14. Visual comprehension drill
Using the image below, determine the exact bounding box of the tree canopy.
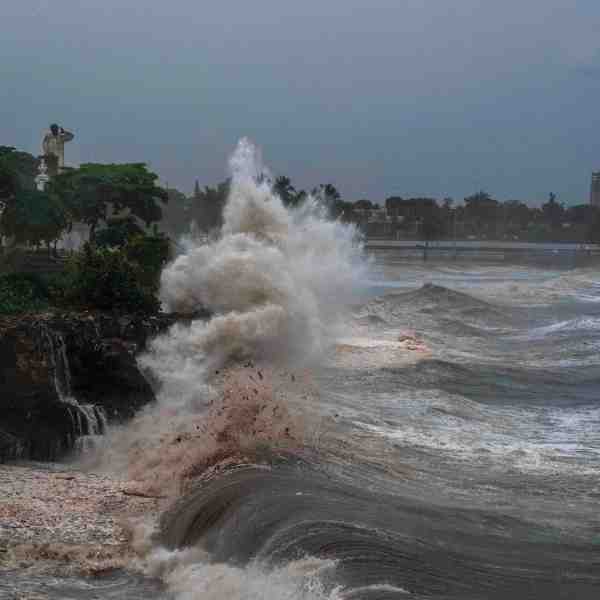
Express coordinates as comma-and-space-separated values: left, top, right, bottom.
0, 188, 67, 247
188, 179, 230, 232
0, 147, 66, 247
0, 146, 38, 205
49, 163, 167, 238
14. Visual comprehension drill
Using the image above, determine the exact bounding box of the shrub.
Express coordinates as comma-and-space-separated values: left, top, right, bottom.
62, 243, 159, 313
0, 272, 49, 314
123, 232, 171, 290
95, 216, 144, 249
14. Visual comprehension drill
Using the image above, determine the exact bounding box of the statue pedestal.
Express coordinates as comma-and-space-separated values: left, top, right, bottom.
36, 158, 50, 191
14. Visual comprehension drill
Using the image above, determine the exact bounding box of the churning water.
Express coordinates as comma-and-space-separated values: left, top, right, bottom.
6, 140, 600, 599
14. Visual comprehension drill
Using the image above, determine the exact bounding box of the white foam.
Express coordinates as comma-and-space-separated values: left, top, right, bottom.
142, 545, 341, 600
141, 138, 366, 411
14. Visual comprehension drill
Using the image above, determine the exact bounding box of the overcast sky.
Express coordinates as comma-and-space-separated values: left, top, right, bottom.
2, 1, 600, 204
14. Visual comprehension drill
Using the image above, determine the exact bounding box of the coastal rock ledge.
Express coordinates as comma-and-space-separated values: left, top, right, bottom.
0, 310, 204, 462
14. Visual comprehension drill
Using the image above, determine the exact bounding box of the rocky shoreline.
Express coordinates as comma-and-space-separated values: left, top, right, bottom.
0, 462, 160, 574
0, 363, 307, 596
0, 309, 208, 462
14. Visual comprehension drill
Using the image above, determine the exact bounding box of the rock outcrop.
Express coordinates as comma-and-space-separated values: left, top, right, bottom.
0, 310, 207, 462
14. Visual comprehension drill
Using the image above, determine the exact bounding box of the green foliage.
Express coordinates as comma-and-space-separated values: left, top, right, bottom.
49, 162, 167, 238
353, 199, 377, 210
95, 216, 170, 292
463, 191, 500, 223
273, 176, 294, 206
160, 188, 190, 236
0, 273, 49, 314
62, 243, 160, 313
541, 192, 565, 229
0, 189, 67, 246
273, 176, 309, 209
123, 231, 171, 290
188, 179, 230, 232
95, 216, 144, 249
0, 146, 38, 206
314, 183, 341, 202
0, 147, 69, 246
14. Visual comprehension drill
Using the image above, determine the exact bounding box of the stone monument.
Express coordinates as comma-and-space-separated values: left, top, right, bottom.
35, 158, 50, 191
40, 123, 74, 178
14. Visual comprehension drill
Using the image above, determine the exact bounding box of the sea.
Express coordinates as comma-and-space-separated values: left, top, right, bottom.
3, 141, 600, 599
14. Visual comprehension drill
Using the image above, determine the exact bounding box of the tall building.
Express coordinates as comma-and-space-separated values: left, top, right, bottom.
591, 172, 600, 207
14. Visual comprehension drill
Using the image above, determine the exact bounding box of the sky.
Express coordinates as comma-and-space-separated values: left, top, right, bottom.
2, 1, 600, 205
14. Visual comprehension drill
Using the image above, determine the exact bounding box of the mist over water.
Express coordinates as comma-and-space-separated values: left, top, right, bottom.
144, 138, 366, 410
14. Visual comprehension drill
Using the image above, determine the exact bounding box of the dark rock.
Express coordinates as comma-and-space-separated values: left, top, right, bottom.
0, 309, 209, 462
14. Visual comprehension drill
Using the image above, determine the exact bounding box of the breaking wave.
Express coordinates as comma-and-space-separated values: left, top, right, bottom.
144, 138, 366, 410
97, 139, 373, 598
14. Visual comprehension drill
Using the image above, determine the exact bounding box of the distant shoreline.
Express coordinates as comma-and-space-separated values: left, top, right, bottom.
365, 239, 600, 250
366, 238, 599, 246
363, 240, 600, 264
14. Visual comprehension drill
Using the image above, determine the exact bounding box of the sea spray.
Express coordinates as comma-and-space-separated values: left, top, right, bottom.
142, 137, 366, 410
94, 139, 367, 598
95, 138, 365, 483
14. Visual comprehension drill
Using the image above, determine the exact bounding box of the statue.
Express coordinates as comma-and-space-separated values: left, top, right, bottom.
41, 123, 74, 177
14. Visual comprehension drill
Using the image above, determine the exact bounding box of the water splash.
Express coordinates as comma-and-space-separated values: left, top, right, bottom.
141, 138, 366, 411
102, 139, 368, 598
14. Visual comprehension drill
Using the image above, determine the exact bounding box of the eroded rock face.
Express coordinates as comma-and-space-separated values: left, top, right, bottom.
0, 311, 206, 462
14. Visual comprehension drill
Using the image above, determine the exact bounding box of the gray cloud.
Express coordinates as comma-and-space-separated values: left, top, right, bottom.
2, 0, 600, 204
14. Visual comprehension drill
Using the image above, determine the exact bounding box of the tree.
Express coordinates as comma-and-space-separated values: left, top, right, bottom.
273, 176, 296, 207
541, 192, 564, 230
158, 187, 190, 237
353, 199, 377, 210
464, 191, 500, 236
503, 200, 532, 233
124, 231, 171, 290
188, 179, 230, 232
312, 183, 347, 218
0, 146, 38, 204
49, 163, 167, 240
0, 189, 67, 249
95, 216, 144, 249
314, 183, 341, 203
0, 146, 71, 251
63, 243, 160, 313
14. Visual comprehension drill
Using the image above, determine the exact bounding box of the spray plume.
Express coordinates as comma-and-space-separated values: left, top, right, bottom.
140, 138, 366, 411
94, 139, 366, 487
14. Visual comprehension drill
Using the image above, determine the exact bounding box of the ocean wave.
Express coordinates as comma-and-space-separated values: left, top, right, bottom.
357, 284, 511, 335
376, 359, 600, 407
514, 316, 600, 340
153, 458, 600, 599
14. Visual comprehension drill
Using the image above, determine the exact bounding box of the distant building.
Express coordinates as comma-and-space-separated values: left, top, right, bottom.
591, 172, 600, 207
